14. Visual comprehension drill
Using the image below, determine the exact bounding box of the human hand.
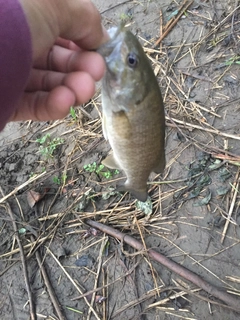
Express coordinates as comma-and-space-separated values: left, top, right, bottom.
11, 0, 109, 122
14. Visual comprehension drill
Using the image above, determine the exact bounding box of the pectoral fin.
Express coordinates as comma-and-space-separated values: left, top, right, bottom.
102, 153, 121, 170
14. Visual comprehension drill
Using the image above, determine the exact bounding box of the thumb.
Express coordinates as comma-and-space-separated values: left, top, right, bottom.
20, 0, 109, 61
60, 0, 110, 50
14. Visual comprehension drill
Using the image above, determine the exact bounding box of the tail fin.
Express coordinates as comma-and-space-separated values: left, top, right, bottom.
117, 183, 148, 202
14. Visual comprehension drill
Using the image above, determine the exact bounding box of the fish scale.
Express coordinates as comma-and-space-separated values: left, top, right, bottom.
98, 26, 166, 202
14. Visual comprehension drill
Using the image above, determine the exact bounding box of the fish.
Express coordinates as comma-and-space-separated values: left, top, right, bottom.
98, 26, 165, 202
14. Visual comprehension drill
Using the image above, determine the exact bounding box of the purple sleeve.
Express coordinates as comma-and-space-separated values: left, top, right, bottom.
0, 0, 32, 131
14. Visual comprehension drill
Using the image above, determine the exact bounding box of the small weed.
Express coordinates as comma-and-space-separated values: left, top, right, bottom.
53, 174, 67, 185
84, 162, 98, 173
225, 55, 240, 66
84, 162, 119, 179
53, 176, 60, 184
70, 106, 77, 121
119, 11, 133, 22
36, 134, 64, 158
120, 13, 129, 21
29, 172, 35, 178
36, 134, 51, 145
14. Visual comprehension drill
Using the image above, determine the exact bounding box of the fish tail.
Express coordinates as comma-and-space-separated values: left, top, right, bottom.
117, 183, 148, 202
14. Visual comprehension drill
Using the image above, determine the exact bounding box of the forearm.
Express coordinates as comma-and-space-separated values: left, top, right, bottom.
0, 0, 32, 130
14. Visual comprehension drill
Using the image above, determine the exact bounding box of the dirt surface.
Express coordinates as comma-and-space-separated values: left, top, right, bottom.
1, 1, 240, 319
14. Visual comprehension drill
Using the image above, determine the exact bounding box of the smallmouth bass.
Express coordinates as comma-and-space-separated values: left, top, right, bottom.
98, 26, 165, 202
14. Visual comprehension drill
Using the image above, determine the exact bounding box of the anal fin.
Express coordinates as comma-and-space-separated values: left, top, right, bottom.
153, 154, 166, 174
102, 153, 121, 170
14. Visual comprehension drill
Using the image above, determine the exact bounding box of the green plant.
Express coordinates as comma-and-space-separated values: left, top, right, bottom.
29, 172, 35, 178
53, 176, 60, 184
70, 106, 77, 121
36, 134, 64, 158
225, 55, 240, 66
53, 174, 67, 185
120, 13, 129, 21
119, 11, 133, 21
83, 162, 119, 179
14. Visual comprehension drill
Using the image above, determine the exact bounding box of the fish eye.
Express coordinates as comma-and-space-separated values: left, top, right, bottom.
127, 53, 139, 68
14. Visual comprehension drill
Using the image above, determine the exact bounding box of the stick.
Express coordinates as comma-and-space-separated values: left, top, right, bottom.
86, 219, 240, 312
87, 237, 108, 320
0, 171, 46, 204
100, 0, 133, 14
153, 0, 194, 47
32, 236, 66, 320
0, 186, 36, 320
46, 248, 101, 320
72, 260, 141, 301
159, 9, 163, 52
166, 116, 240, 141
221, 170, 240, 243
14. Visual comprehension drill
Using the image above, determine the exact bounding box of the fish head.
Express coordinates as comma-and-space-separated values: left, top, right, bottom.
98, 26, 152, 111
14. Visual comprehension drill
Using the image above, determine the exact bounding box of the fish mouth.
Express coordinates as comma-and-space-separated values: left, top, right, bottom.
97, 24, 125, 57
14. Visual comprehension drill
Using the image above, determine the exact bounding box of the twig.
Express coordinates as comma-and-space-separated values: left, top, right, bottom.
111, 286, 177, 318
0, 186, 36, 320
72, 260, 141, 301
86, 219, 240, 312
166, 116, 240, 141
0, 171, 46, 204
100, 0, 133, 14
87, 237, 108, 320
172, 5, 240, 65
148, 287, 200, 308
211, 153, 240, 162
153, 0, 194, 47
135, 218, 159, 297
46, 247, 101, 320
159, 9, 163, 52
165, 111, 190, 142
181, 71, 213, 83
0, 235, 52, 259
102, 267, 107, 320
221, 170, 240, 243
32, 236, 66, 320
212, 157, 240, 167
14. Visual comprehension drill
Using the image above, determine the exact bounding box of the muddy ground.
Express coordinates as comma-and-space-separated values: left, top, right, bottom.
1, 0, 240, 319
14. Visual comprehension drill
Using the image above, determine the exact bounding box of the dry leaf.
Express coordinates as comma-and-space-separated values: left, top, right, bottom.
27, 190, 42, 208
27, 189, 48, 208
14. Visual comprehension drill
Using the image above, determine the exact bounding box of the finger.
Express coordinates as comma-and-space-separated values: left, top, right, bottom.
63, 72, 95, 103
55, 38, 80, 51
12, 73, 96, 121
48, 46, 105, 78
20, 0, 110, 65
26, 69, 65, 92
60, 0, 110, 50
27, 48, 105, 91
12, 87, 76, 121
